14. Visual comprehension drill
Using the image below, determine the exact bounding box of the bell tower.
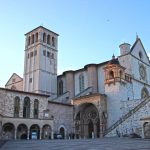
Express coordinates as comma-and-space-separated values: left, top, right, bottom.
104, 55, 126, 85
23, 26, 59, 97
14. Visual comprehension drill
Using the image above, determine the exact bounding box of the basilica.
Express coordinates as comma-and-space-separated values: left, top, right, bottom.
1, 26, 150, 140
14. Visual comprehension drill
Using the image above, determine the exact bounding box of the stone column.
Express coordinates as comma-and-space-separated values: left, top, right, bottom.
51, 130, 54, 139
27, 129, 30, 140
94, 124, 97, 138
99, 114, 103, 138
141, 123, 145, 139
14, 128, 17, 140
40, 127, 42, 140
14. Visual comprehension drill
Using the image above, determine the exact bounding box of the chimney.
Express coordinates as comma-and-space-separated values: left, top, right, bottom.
119, 43, 131, 55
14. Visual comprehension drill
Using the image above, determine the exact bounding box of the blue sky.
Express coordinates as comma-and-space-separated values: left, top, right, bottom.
0, 0, 150, 87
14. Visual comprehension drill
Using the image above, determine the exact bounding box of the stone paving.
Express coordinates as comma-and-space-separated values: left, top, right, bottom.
1, 138, 150, 150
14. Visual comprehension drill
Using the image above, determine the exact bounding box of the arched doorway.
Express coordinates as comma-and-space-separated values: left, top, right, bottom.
59, 127, 65, 139
75, 103, 101, 139
30, 124, 40, 139
88, 120, 94, 138
144, 122, 150, 138
17, 124, 28, 139
2, 123, 15, 139
42, 125, 52, 139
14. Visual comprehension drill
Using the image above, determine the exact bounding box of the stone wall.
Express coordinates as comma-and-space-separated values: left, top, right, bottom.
47, 101, 73, 138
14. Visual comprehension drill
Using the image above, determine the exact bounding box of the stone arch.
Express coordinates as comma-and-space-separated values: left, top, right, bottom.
30, 124, 40, 139
58, 80, 63, 95
31, 34, 34, 44
14, 96, 20, 117
28, 36, 30, 45
141, 87, 149, 99
109, 70, 114, 79
58, 125, 66, 139
23, 97, 30, 118
33, 99, 39, 119
143, 122, 150, 138
35, 32, 38, 42
43, 32, 46, 43
2, 123, 15, 139
52, 36, 55, 46
47, 34, 50, 45
17, 124, 28, 139
42, 124, 52, 139
74, 103, 100, 139
79, 73, 85, 92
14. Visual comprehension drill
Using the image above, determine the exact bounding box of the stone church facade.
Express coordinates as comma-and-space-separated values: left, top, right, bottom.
1, 26, 150, 140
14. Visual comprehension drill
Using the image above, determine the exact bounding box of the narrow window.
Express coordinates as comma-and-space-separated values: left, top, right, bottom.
58, 80, 63, 95
79, 73, 85, 92
43, 33, 46, 43
34, 50, 37, 56
52, 37, 55, 46
141, 87, 149, 98
34, 99, 39, 119
29, 78, 32, 83
109, 70, 114, 79
51, 53, 54, 59
28, 36, 30, 45
47, 35, 50, 45
31, 34, 34, 44
30, 52, 33, 57
23, 97, 30, 118
47, 51, 50, 58
14, 96, 20, 117
139, 51, 143, 59
35, 32, 38, 42
43, 50, 46, 56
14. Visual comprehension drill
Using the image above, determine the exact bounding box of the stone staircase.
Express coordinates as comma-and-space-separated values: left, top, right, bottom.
104, 96, 150, 136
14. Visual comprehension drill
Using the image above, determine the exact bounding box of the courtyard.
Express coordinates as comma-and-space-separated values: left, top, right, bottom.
1, 138, 150, 150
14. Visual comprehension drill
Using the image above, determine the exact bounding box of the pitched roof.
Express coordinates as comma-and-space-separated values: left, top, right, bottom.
25, 26, 59, 36
5, 73, 23, 86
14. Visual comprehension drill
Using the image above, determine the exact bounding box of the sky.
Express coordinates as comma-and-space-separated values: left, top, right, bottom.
0, 0, 150, 87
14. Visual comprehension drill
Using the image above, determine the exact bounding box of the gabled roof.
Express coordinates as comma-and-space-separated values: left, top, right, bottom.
118, 37, 150, 63
5, 73, 23, 86
130, 37, 150, 62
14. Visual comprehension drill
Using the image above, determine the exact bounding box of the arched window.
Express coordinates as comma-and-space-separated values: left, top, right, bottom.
23, 97, 30, 118
35, 32, 38, 42
47, 35, 50, 45
59, 127, 65, 139
109, 70, 114, 79
52, 37, 55, 46
34, 99, 39, 119
14, 96, 20, 117
141, 87, 149, 98
79, 73, 85, 92
139, 51, 143, 59
43, 33, 46, 43
31, 34, 34, 44
58, 80, 63, 95
28, 36, 30, 45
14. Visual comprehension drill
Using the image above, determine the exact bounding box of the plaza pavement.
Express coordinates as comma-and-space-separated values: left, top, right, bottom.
1, 137, 150, 150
